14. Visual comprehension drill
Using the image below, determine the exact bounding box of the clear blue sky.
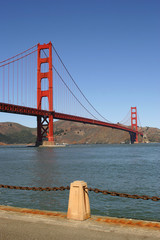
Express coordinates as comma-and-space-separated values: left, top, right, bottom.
0, 0, 159, 128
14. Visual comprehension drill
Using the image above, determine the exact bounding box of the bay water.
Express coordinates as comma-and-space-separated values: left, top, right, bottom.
0, 143, 160, 221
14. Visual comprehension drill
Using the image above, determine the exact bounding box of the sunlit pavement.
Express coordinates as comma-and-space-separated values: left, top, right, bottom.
0, 206, 160, 240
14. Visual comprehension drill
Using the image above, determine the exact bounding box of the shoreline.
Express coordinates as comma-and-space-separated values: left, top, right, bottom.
1, 142, 160, 147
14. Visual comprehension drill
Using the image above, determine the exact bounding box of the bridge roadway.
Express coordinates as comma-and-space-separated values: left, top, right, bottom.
0, 102, 143, 137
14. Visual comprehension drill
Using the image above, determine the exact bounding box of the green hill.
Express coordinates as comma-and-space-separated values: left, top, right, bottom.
0, 122, 36, 144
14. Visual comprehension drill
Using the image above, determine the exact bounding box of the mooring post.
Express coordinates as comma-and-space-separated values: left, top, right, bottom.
67, 181, 90, 221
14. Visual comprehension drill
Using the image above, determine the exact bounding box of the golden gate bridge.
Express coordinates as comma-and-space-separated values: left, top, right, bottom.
0, 42, 143, 145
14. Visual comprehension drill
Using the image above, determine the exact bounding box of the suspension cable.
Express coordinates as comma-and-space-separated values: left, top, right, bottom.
0, 50, 37, 68
119, 109, 131, 124
138, 113, 142, 128
52, 44, 111, 123
42, 50, 98, 120
53, 65, 98, 120
0, 44, 37, 64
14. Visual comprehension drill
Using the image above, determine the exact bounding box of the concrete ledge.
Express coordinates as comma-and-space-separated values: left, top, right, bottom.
0, 206, 160, 240
0, 205, 66, 218
0, 205, 160, 233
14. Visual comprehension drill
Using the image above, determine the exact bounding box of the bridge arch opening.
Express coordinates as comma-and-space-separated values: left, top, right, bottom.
41, 78, 49, 91
40, 62, 49, 73
41, 97, 49, 111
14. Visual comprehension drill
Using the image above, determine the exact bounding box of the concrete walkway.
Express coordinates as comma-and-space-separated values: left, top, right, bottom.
0, 206, 160, 240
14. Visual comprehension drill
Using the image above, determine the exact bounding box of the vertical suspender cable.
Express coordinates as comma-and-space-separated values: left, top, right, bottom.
17, 61, 18, 105
31, 53, 33, 108
21, 58, 23, 105
13, 61, 14, 103
29, 53, 31, 107
34, 51, 36, 108
26, 56, 27, 106
8, 65, 9, 103
3, 66, 5, 102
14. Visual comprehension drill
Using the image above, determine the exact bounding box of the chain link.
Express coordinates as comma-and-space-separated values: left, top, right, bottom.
0, 185, 70, 191
1, 184, 160, 202
86, 187, 160, 201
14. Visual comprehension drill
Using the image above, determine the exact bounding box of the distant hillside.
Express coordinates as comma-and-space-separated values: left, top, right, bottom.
0, 121, 160, 145
0, 122, 36, 144
54, 121, 130, 144
54, 121, 160, 144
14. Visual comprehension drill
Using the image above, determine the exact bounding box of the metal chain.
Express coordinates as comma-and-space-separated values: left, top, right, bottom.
1, 184, 160, 202
86, 187, 160, 201
0, 185, 70, 191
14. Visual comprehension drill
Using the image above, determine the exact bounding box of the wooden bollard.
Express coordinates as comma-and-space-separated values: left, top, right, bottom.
67, 181, 90, 221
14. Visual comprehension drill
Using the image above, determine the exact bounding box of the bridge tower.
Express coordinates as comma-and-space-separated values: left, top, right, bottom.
130, 107, 138, 143
36, 42, 54, 146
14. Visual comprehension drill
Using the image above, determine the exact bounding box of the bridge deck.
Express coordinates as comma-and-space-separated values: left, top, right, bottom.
0, 103, 143, 136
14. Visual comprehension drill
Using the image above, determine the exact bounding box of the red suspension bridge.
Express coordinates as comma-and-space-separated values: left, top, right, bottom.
0, 42, 143, 145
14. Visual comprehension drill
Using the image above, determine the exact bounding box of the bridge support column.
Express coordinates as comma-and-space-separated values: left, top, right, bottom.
129, 132, 137, 144
36, 42, 54, 146
36, 116, 42, 145
130, 107, 138, 144
36, 115, 54, 146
